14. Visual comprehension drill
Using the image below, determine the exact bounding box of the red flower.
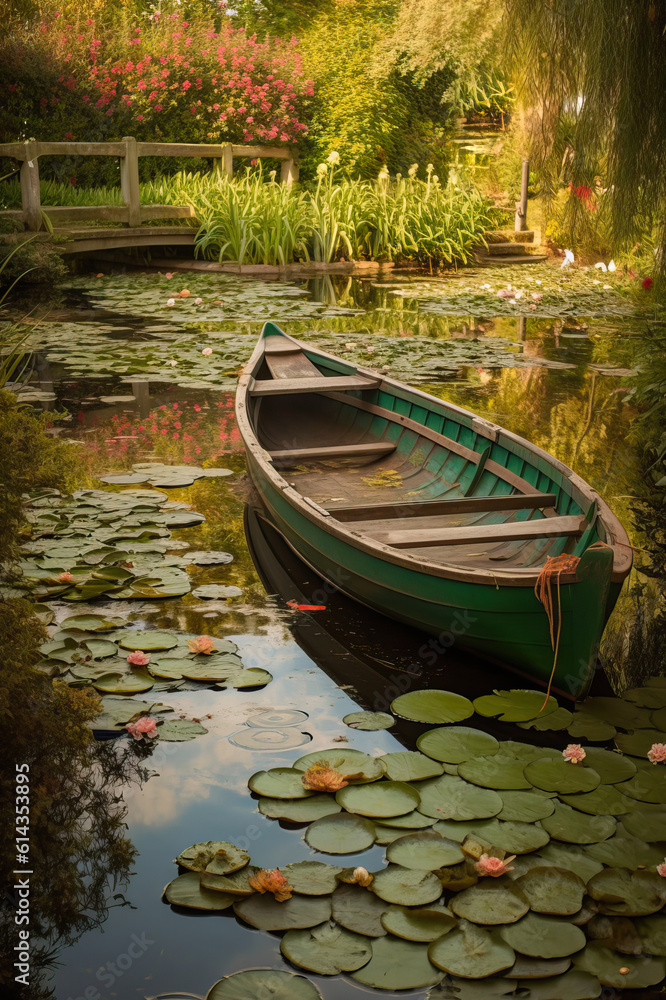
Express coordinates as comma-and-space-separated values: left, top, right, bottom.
643, 277, 654, 290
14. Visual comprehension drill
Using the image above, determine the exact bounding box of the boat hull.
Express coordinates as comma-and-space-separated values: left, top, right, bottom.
246, 450, 615, 700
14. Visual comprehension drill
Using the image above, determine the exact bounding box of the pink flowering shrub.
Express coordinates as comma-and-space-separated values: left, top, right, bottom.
0, 5, 311, 157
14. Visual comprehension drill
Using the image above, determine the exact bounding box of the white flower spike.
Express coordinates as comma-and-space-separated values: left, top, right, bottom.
608, 259, 616, 272
560, 249, 575, 268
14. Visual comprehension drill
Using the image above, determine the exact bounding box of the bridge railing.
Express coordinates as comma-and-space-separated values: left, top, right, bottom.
0, 137, 299, 232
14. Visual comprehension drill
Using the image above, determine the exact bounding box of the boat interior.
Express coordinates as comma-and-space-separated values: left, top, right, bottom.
248, 334, 603, 575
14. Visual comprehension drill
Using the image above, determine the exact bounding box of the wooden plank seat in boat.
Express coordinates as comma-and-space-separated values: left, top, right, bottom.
327, 492, 558, 522
250, 374, 381, 396
270, 442, 396, 463
369, 514, 585, 549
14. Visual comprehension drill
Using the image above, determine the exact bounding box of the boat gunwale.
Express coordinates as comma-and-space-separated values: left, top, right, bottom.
236, 326, 632, 588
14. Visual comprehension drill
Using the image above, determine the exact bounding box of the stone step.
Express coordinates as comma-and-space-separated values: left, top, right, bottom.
479, 253, 549, 265
485, 230, 535, 244
487, 242, 528, 256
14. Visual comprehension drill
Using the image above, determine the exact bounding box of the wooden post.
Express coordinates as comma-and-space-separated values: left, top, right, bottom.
281, 155, 299, 187
515, 158, 529, 232
20, 141, 42, 231
221, 144, 233, 179
120, 136, 141, 227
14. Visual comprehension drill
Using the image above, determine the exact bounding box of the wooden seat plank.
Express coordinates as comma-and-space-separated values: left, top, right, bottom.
251, 375, 380, 396
329, 492, 558, 522
370, 514, 585, 549
271, 442, 396, 462
265, 347, 323, 380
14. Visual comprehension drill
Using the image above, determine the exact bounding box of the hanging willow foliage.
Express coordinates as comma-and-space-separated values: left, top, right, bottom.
506, 0, 666, 263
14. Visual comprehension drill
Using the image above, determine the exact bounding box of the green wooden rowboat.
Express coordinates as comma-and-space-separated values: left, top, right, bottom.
236, 322, 632, 700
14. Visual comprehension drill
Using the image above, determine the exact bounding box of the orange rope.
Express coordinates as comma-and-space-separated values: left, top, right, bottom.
534, 542, 613, 708
534, 554, 581, 710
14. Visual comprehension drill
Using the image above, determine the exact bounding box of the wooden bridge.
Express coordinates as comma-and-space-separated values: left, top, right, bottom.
0, 137, 298, 253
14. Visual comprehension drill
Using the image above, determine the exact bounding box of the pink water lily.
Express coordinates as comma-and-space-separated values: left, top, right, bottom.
166, 298, 176, 307
58, 571, 75, 583
194, 297, 203, 305
475, 854, 516, 877
165, 272, 173, 279
657, 859, 666, 877
563, 744, 586, 763
126, 716, 158, 740
126, 650, 151, 666
187, 635, 215, 655
201, 347, 213, 356
648, 743, 666, 764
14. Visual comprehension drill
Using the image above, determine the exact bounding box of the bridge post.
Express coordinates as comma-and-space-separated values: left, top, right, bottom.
120, 136, 141, 227
222, 144, 233, 178
20, 141, 42, 231
281, 153, 299, 187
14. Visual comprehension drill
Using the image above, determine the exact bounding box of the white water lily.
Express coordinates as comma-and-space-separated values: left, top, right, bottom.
608, 259, 616, 272
594, 262, 607, 271
166, 298, 176, 307
560, 249, 575, 268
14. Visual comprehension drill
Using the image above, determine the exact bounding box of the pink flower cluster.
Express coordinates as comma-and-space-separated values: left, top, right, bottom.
562, 744, 586, 764
29, 12, 312, 145
126, 716, 158, 740
475, 854, 516, 877
648, 742, 666, 764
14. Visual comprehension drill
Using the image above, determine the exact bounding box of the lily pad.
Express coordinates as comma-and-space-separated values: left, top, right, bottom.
280, 922, 372, 975
587, 868, 666, 916
431, 818, 498, 845
541, 803, 616, 844
575, 696, 653, 731
200, 866, 262, 895
343, 711, 395, 730
516, 867, 586, 915
387, 832, 464, 870
380, 810, 438, 829
226, 668, 273, 688
428, 920, 516, 978
336, 781, 420, 819
417, 775, 503, 821
536, 843, 604, 883
257, 796, 342, 823
61, 613, 123, 631
417, 727, 499, 764
379, 751, 444, 781
371, 865, 443, 906
158, 719, 208, 742
184, 550, 234, 565
351, 936, 442, 990
573, 943, 665, 988
473, 690, 558, 723
207, 969, 322, 1000
428, 975, 518, 998
233, 893, 331, 931
458, 755, 532, 790
117, 630, 179, 651
499, 913, 587, 958
279, 861, 343, 895
506, 955, 571, 980
621, 767, 666, 804
620, 806, 666, 842
567, 712, 617, 742
524, 758, 601, 794
497, 790, 555, 823
391, 689, 474, 724
177, 841, 249, 874
477, 819, 550, 854
517, 707, 575, 732
92, 670, 155, 694
248, 768, 314, 800
559, 785, 633, 815
331, 882, 388, 936
305, 812, 376, 854
293, 748, 385, 783
635, 914, 666, 956
513, 970, 602, 999
381, 903, 456, 943
450, 880, 529, 925
163, 872, 234, 911
581, 747, 637, 784
615, 729, 666, 759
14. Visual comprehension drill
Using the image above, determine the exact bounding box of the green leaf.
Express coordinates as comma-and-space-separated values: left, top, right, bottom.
117, 630, 179, 651
248, 768, 314, 799
417, 726, 499, 764
257, 796, 342, 823
586, 834, 666, 870
450, 879, 529, 925
587, 868, 666, 916
305, 812, 376, 854
331, 882, 388, 937
370, 865, 443, 906
497, 790, 555, 823
177, 841, 249, 874
473, 690, 558, 723
581, 747, 637, 784
573, 943, 665, 988
428, 920, 516, 978
514, 970, 603, 999
391, 689, 474, 724
379, 751, 444, 781
336, 781, 421, 819
559, 784, 633, 815
293, 748, 385, 783
515, 866, 586, 915
499, 912, 587, 958
381, 903, 456, 942
386, 832, 464, 870
207, 969, 323, 1000
343, 711, 394, 730
163, 872, 234, 911
158, 719, 208, 742
232, 893, 331, 931
280, 922, 372, 975
279, 861, 343, 895
524, 758, 601, 794
614, 729, 665, 758
92, 670, 155, 694
541, 803, 616, 844
351, 936, 443, 990
458, 754, 532, 790
417, 775, 503, 821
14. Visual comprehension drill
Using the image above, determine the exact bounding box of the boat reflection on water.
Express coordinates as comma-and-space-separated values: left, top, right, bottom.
244, 504, 613, 751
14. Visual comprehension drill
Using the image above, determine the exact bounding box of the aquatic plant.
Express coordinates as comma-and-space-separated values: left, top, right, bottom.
125, 716, 158, 741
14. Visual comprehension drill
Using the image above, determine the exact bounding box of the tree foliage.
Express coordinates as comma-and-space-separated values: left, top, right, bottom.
506, 0, 666, 260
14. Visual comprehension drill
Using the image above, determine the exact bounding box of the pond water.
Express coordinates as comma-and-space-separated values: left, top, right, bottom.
8, 264, 664, 999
